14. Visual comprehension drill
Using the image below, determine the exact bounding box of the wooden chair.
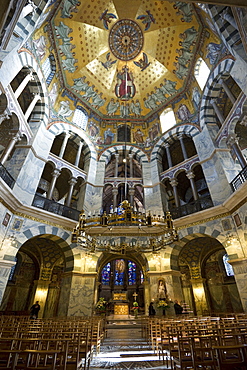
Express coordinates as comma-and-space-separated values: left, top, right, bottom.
190, 335, 217, 370
213, 343, 247, 370
172, 336, 193, 370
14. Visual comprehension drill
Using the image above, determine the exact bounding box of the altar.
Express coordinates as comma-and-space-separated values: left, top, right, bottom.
113, 292, 129, 315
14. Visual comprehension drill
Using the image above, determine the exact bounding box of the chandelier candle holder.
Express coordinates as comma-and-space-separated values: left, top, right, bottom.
72, 200, 178, 253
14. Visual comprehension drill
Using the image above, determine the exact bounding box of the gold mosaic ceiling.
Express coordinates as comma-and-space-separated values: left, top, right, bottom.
48, 0, 203, 118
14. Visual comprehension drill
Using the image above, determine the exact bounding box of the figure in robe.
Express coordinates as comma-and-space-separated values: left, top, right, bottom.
115, 66, 135, 100
107, 98, 119, 116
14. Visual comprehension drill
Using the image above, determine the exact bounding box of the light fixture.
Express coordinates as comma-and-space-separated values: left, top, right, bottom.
72, 200, 178, 253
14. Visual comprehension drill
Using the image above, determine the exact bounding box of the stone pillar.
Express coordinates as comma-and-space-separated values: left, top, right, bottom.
144, 280, 150, 316
0, 132, 22, 165
129, 153, 133, 178
190, 278, 208, 316
24, 94, 41, 120
112, 187, 118, 211
164, 143, 173, 168
14, 72, 33, 99
65, 177, 77, 207
170, 178, 180, 207
227, 134, 247, 169
114, 154, 119, 177
74, 141, 84, 167
210, 99, 225, 125
0, 260, 16, 307
59, 132, 70, 159
46, 168, 61, 200
229, 258, 247, 312
186, 170, 199, 201
32, 279, 51, 318
178, 134, 188, 160
219, 79, 236, 105
129, 187, 135, 207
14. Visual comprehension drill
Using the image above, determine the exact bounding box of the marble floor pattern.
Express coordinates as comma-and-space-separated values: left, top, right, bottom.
89, 317, 168, 370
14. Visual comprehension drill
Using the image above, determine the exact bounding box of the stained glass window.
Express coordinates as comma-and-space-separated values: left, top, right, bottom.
128, 260, 136, 285
223, 254, 234, 277
140, 270, 144, 284
114, 259, 125, 285
101, 262, 111, 285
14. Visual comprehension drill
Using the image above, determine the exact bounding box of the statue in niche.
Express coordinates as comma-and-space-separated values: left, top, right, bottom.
158, 279, 167, 299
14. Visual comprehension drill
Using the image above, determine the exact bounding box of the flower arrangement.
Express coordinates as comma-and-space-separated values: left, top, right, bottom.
95, 297, 106, 311
157, 300, 169, 309
132, 301, 139, 318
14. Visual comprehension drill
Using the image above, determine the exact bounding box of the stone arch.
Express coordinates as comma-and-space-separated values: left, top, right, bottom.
3, 226, 74, 273
99, 144, 148, 165
199, 58, 235, 130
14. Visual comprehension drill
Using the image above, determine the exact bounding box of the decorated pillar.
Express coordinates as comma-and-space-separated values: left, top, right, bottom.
65, 177, 77, 207
46, 168, 61, 200
0, 132, 22, 165
170, 178, 180, 207
210, 99, 225, 125
189, 264, 208, 316
227, 134, 247, 169
186, 170, 199, 201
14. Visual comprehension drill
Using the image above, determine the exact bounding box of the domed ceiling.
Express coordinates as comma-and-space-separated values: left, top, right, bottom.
41, 0, 204, 121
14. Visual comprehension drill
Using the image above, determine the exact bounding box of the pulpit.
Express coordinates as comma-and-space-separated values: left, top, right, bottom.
113, 292, 129, 315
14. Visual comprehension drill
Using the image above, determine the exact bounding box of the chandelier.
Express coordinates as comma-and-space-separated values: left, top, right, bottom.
72, 200, 178, 253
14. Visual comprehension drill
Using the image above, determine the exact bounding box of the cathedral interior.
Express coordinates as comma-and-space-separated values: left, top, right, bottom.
0, 0, 247, 319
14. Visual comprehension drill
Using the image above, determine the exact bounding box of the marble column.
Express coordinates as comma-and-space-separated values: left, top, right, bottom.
0, 260, 16, 306
112, 187, 118, 211
0, 132, 22, 165
229, 258, 247, 312
227, 134, 247, 169
210, 99, 225, 125
14, 72, 33, 99
170, 178, 180, 207
129, 153, 133, 178
129, 187, 135, 207
59, 132, 70, 159
164, 143, 173, 168
24, 94, 41, 120
65, 177, 77, 207
186, 170, 199, 201
114, 154, 119, 177
74, 141, 84, 167
144, 280, 150, 316
219, 79, 236, 105
178, 134, 188, 160
46, 168, 61, 200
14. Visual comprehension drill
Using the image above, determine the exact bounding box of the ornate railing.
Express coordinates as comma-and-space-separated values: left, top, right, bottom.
0, 163, 15, 189
231, 166, 247, 191
169, 195, 214, 219
32, 194, 80, 221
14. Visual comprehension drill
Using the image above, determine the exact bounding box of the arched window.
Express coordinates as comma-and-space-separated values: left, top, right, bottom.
194, 57, 210, 90
72, 106, 88, 130
117, 125, 131, 142
160, 108, 176, 133
128, 261, 136, 285
101, 262, 111, 285
223, 253, 234, 277
114, 259, 125, 285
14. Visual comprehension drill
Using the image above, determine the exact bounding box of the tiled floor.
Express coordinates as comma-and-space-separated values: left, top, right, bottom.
89, 316, 167, 370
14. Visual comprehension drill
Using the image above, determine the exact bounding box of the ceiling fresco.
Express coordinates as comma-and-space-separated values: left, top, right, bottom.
30, 1, 223, 150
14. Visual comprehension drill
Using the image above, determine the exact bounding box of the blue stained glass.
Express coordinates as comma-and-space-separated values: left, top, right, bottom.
114, 259, 125, 285
101, 262, 111, 285
223, 254, 234, 277
128, 260, 136, 285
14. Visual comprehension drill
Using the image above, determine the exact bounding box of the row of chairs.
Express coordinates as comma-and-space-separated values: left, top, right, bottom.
146, 314, 247, 370
0, 315, 106, 369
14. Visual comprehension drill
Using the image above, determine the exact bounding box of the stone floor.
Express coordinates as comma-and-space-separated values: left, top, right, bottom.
89, 316, 167, 370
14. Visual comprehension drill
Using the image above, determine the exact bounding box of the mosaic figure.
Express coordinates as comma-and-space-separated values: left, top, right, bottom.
72, 76, 88, 93
206, 42, 221, 65
192, 87, 201, 110
160, 79, 177, 96
133, 52, 150, 71
179, 26, 198, 50
134, 128, 144, 143
61, 0, 79, 18
104, 128, 114, 145
137, 10, 155, 31
32, 35, 47, 60
173, 62, 189, 79
91, 92, 106, 109
120, 102, 130, 117
115, 66, 135, 100
144, 94, 157, 110
54, 22, 73, 43
57, 100, 73, 118
174, 1, 193, 22
101, 52, 117, 70
106, 98, 119, 116
130, 100, 141, 117
176, 103, 191, 121
152, 86, 166, 103
61, 57, 78, 73
99, 9, 117, 30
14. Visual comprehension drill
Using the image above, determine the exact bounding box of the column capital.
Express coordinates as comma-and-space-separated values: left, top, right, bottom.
69, 177, 77, 186
164, 142, 170, 149
52, 168, 61, 177
112, 187, 118, 195
128, 153, 134, 159
129, 188, 135, 195
226, 133, 238, 147
170, 178, 178, 187
186, 170, 195, 179
177, 134, 184, 140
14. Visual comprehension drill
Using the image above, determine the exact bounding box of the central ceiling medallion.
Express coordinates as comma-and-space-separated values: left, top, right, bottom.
109, 19, 144, 61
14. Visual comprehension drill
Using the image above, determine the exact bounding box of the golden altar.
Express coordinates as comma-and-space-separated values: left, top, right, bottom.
113, 292, 129, 315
